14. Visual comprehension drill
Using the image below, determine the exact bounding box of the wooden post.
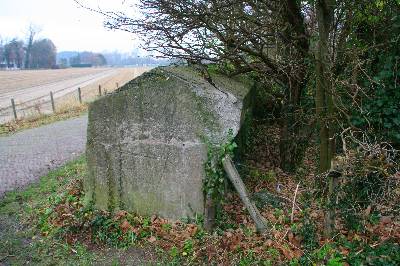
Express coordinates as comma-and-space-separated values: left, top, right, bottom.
11, 98, 17, 120
222, 155, 268, 233
98, 85, 102, 96
324, 159, 342, 237
50, 91, 55, 112
204, 195, 216, 231
116, 82, 119, 89
78, 87, 82, 104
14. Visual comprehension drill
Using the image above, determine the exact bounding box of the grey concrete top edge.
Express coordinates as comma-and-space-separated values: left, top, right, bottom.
105, 65, 253, 100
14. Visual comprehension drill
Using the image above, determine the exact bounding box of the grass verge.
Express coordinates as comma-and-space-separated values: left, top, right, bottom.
0, 104, 88, 136
0, 157, 94, 265
0, 156, 157, 265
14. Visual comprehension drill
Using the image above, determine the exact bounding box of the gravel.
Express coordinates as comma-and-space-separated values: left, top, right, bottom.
0, 116, 87, 197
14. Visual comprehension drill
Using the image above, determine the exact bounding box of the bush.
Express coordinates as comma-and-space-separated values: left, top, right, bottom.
330, 140, 400, 230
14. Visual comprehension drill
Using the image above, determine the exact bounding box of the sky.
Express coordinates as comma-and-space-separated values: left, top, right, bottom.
0, 0, 142, 53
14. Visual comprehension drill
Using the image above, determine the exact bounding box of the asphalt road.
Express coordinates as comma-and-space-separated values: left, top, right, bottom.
0, 115, 88, 197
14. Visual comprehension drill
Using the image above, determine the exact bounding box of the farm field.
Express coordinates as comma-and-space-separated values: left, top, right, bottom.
0, 68, 111, 93
0, 67, 152, 123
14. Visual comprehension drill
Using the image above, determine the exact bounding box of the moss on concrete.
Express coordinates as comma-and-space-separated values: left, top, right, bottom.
86, 65, 253, 219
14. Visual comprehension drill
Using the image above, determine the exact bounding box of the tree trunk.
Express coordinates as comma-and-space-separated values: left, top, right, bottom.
279, 104, 300, 172
278, 0, 310, 172
279, 79, 312, 172
316, 0, 335, 173
316, 0, 338, 237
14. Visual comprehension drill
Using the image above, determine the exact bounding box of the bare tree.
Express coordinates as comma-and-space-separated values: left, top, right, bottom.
0, 36, 5, 66
76, 0, 312, 171
4, 39, 25, 68
77, 0, 399, 174
24, 24, 41, 69
30, 39, 57, 69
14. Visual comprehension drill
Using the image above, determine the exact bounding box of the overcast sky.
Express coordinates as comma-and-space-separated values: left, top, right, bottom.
0, 0, 141, 53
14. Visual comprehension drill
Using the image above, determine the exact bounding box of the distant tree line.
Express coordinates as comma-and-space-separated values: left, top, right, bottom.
58, 50, 169, 67
58, 51, 107, 67
0, 26, 57, 69
102, 51, 170, 66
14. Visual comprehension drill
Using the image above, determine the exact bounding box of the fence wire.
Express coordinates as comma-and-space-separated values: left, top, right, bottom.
0, 67, 151, 124
0, 80, 115, 124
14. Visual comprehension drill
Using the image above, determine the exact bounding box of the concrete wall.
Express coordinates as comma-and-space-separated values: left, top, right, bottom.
85, 66, 251, 219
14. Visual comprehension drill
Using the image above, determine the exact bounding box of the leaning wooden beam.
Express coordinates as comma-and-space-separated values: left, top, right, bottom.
222, 155, 268, 233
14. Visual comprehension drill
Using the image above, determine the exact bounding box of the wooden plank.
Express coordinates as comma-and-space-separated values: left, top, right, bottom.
223, 155, 268, 233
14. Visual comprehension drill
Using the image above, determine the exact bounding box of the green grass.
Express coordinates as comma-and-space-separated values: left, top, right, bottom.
1, 157, 86, 211
0, 105, 88, 136
0, 157, 91, 265
0, 157, 156, 265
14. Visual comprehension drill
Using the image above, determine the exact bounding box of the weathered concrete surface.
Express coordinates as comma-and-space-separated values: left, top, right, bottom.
85, 66, 251, 219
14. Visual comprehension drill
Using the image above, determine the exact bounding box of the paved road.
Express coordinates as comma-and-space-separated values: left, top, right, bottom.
0, 116, 88, 197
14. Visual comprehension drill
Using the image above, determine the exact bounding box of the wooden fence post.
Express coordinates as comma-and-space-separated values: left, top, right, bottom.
50, 91, 55, 112
116, 82, 119, 89
11, 98, 17, 120
98, 85, 102, 96
204, 194, 216, 232
324, 160, 342, 237
78, 87, 82, 104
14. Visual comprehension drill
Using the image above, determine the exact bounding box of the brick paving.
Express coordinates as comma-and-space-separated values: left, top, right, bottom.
0, 116, 87, 197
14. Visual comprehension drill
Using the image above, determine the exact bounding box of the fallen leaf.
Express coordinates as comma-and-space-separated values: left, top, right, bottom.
265, 239, 273, 247
148, 236, 157, 243
120, 220, 132, 233
364, 205, 372, 217
380, 216, 392, 224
